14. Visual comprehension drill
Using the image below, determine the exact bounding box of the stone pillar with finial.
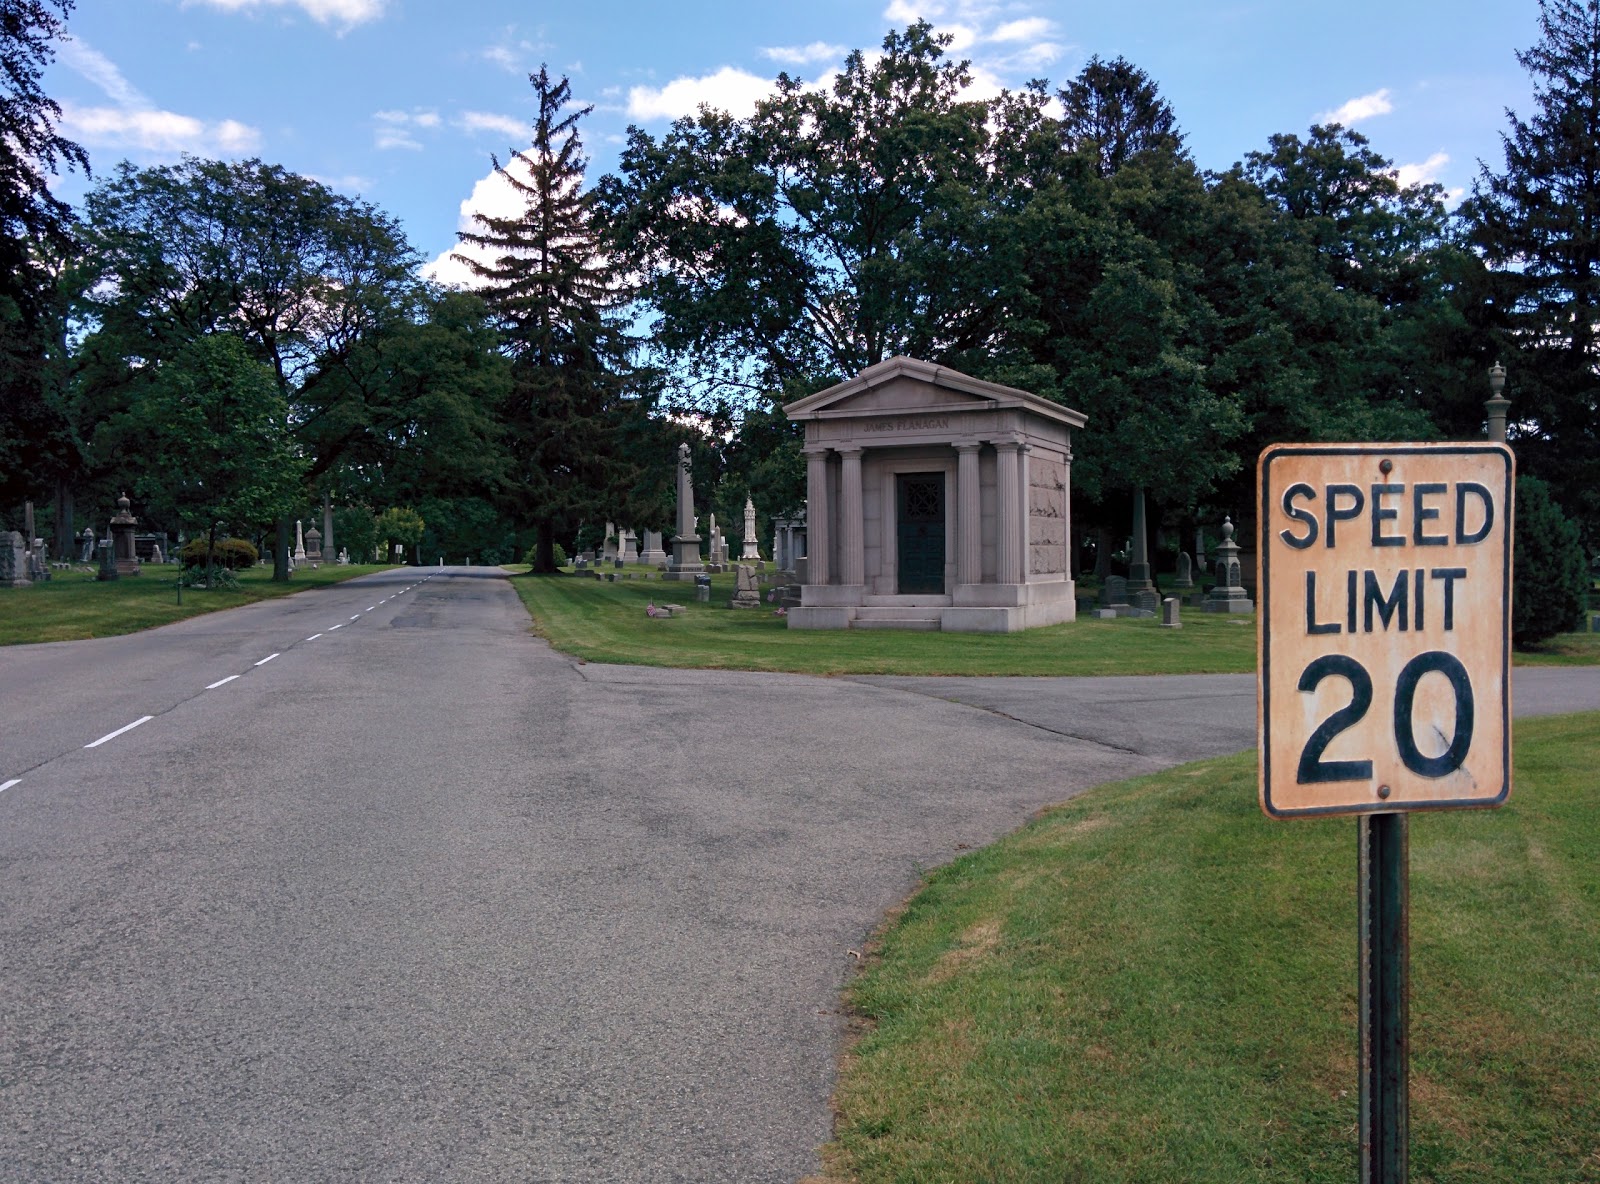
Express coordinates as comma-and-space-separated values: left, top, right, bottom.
1202, 516, 1253, 614
110, 493, 141, 576
1485, 361, 1510, 443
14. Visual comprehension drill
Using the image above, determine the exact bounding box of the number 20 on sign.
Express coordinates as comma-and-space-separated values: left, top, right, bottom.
1258, 443, 1514, 817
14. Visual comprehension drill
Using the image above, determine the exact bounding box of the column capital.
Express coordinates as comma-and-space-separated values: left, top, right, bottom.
988, 434, 1025, 453
835, 444, 865, 458
954, 439, 983, 455
801, 443, 832, 457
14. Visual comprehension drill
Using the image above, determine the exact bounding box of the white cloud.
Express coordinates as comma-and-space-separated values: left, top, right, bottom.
762, 41, 847, 66
458, 111, 527, 140
59, 39, 147, 106
1394, 152, 1449, 188
62, 102, 262, 154
186, 0, 386, 28
627, 66, 774, 121
56, 38, 260, 157
482, 45, 519, 72
1318, 88, 1393, 126
373, 108, 438, 150
424, 164, 534, 289
988, 17, 1052, 43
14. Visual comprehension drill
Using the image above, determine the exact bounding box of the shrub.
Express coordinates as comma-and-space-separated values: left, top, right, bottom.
181, 536, 259, 570
1513, 475, 1589, 647
179, 565, 240, 589
522, 541, 567, 568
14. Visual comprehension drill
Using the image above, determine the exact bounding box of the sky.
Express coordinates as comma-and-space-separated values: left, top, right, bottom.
46, 0, 1544, 287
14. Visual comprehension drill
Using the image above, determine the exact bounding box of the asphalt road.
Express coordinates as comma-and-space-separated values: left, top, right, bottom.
2, 568, 1596, 1182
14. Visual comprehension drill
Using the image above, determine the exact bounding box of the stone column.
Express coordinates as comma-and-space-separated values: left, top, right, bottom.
994, 440, 1023, 585
1127, 488, 1154, 592
838, 446, 864, 588
955, 441, 982, 586
322, 492, 334, 566
1486, 362, 1510, 443
294, 519, 307, 562
804, 447, 831, 585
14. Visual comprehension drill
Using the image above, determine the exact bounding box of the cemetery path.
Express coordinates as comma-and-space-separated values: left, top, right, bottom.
2, 568, 1597, 1184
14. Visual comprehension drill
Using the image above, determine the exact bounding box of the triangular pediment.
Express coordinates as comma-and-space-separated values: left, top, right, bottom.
785, 356, 1084, 428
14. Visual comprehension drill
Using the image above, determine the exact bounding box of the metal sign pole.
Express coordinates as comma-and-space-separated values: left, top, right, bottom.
1359, 812, 1409, 1184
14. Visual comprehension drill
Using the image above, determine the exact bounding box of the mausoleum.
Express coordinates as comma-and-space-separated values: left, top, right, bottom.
784, 356, 1086, 633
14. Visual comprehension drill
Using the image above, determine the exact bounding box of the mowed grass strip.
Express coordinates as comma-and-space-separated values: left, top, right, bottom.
0, 564, 399, 645
508, 570, 1597, 676
508, 571, 1257, 676
815, 712, 1600, 1184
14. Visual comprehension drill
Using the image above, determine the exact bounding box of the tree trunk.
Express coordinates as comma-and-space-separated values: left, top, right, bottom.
274, 517, 291, 581
534, 523, 557, 574
54, 478, 73, 564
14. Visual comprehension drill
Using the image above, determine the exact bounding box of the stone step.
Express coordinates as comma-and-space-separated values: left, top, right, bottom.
851, 616, 942, 631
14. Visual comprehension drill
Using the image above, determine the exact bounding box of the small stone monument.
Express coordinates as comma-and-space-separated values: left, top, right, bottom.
1203, 517, 1253, 614
1161, 597, 1182, 628
694, 573, 711, 602
728, 564, 762, 609
1125, 488, 1159, 614
602, 521, 619, 564
79, 526, 95, 563
110, 494, 141, 576
150, 544, 164, 566
621, 528, 639, 564
338, 547, 350, 565
27, 539, 50, 582
1, 531, 31, 587
294, 519, 307, 563
96, 539, 118, 581
1174, 551, 1194, 590
305, 525, 323, 564
1099, 574, 1129, 611
740, 496, 760, 561
1195, 527, 1207, 572
639, 529, 667, 566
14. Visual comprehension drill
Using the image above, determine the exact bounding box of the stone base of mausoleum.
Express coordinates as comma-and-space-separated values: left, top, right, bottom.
787, 579, 1075, 633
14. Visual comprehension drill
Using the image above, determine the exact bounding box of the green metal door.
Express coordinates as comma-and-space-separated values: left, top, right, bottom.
896, 473, 946, 594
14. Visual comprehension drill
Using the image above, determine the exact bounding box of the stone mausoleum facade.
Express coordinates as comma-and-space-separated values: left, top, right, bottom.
784, 356, 1086, 633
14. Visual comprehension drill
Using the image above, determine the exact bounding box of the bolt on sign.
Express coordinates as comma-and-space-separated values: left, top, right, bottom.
1257, 443, 1514, 818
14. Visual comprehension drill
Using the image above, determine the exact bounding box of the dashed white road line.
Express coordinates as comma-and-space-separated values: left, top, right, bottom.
206, 675, 240, 689
367, 606, 376, 611
350, 615, 361, 621
330, 623, 345, 630
254, 653, 280, 666
306, 633, 323, 641
0, 779, 20, 793
85, 716, 154, 749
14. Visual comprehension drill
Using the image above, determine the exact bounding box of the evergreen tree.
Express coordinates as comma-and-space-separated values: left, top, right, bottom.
1058, 55, 1184, 177
455, 67, 647, 572
1466, 0, 1600, 548
0, 0, 87, 513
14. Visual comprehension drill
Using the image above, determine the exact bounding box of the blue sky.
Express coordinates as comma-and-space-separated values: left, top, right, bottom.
48, 0, 1541, 284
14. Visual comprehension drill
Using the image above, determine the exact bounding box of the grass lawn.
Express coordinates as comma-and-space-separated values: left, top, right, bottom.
506, 569, 1597, 677
0, 563, 400, 645
506, 569, 1258, 677
814, 711, 1600, 1184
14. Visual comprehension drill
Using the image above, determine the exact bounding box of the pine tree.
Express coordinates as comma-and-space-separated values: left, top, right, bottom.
1057, 56, 1184, 177
454, 67, 642, 572
1466, 0, 1600, 549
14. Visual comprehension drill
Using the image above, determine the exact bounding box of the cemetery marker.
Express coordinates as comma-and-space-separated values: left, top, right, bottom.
1257, 441, 1513, 1184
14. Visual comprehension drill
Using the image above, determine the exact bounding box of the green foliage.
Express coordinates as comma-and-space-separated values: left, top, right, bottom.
180, 536, 259, 570
374, 506, 425, 555
525, 541, 566, 568
1514, 475, 1590, 646
1466, 0, 1600, 550
178, 564, 239, 590
454, 66, 655, 573
124, 334, 306, 544
332, 505, 377, 563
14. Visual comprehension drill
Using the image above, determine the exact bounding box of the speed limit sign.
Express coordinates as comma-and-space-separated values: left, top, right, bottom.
1257, 443, 1514, 818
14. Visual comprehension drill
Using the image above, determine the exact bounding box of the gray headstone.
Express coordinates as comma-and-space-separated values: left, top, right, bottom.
1161, 597, 1181, 628
1100, 575, 1128, 607
1, 531, 31, 587
1131, 588, 1160, 615
1175, 551, 1194, 589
